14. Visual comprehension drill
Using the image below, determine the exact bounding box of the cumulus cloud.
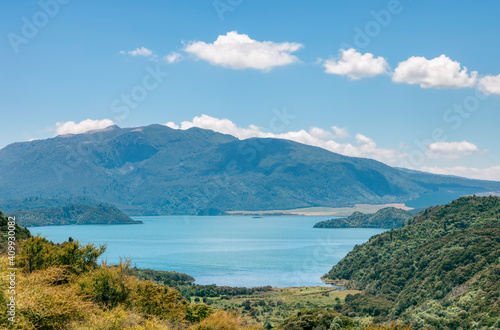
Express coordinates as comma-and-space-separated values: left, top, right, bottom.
332, 126, 350, 140
55, 119, 115, 135
324, 49, 389, 80
164, 52, 183, 64
393, 54, 478, 88
120, 47, 155, 57
419, 165, 500, 181
184, 31, 303, 71
478, 74, 500, 95
427, 141, 483, 159
165, 115, 403, 163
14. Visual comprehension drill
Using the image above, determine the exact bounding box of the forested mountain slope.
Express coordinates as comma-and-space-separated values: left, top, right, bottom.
1, 124, 500, 215
325, 196, 500, 328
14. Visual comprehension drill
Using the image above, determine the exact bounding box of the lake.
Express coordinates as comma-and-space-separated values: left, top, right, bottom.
29, 216, 384, 287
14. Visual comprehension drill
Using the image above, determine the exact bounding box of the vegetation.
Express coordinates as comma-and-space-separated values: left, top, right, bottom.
280, 308, 355, 329
313, 208, 413, 229
205, 286, 360, 327
0, 197, 107, 212
324, 196, 500, 328
0, 211, 30, 250
7, 204, 141, 227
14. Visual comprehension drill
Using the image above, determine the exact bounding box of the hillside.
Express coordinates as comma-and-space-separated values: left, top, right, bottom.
0, 196, 108, 212
1, 125, 500, 215
324, 196, 500, 328
8, 204, 141, 227
313, 207, 413, 229
0, 210, 30, 250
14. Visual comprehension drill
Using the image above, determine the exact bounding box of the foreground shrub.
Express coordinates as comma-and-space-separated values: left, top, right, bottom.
15, 267, 93, 329
77, 262, 133, 308
280, 308, 354, 330
18, 235, 105, 274
133, 279, 190, 322
67, 305, 172, 330
189, 310, 259, 330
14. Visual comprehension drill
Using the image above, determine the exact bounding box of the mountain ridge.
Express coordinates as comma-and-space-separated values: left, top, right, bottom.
1, 124, 499, 215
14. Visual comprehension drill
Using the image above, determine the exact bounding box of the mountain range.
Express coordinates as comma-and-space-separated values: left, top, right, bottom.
0, 124, 499, 215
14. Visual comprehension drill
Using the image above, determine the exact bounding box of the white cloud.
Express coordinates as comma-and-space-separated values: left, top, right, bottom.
165, 115, 404, 163
164, 52, 182, 64
120, 47, 155, 58
332, 126, 350, 140
478, 74, 500, 95
165, 121, 179, 129
393, 54, 477, 89
55, 119, 115, 135
184, 31, 303, 71
427, 141, 483, 159
324, 49, 389, 80
309, 127, 332, 139
419, 165, 500, 181
165, 115, 500, 181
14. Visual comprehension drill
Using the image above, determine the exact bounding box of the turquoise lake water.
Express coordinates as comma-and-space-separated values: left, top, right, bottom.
29, 216, 384, 287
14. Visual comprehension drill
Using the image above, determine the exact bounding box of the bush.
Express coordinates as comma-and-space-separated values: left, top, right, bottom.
77, 263, 132, 308
189, 310, 258, 330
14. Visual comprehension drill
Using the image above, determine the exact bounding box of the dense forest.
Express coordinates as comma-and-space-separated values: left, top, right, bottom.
325, 196, 500, 328
313, 207, 413, 229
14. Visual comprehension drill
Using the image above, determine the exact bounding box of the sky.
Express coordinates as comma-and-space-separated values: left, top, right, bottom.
1, 0, 500, 180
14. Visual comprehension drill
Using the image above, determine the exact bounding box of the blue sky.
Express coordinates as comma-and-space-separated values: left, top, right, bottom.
1, 0, 500, 180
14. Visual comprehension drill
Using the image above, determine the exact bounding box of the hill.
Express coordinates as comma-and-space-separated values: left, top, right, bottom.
0, 196, 108, 212
313, 207, 414, 229
323, 196, 500, 328
1, 124, 500, 215
8, 204, 141, 227
0, 210, 31, 250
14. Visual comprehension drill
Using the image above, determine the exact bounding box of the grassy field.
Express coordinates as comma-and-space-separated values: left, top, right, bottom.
192, 286, 361, 328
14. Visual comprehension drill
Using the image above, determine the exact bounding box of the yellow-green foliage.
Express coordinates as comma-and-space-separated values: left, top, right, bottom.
77, 262, 134, 308
189, 310, 260, 330
133, 279, 188, 321
0, 235, 255, 330
18, 234, 105, 274
14, 267, 93, 329
67, 305, 172, 330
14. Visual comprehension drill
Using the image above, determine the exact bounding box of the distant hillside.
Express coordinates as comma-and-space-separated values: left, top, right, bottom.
0, 196, 107, 213
313, 207, 413, 229
1, 124, 500, 215
324, 196, 500, 328
8, 204, 142, 227
0, 210, 31, 250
